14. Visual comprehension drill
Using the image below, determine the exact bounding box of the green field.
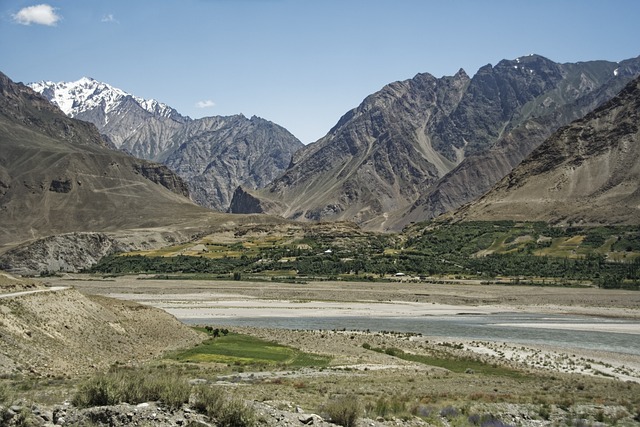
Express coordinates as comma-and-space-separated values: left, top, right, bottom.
90, 221, 640, 289
169, 332, 331, 368
366, 345, 525, 379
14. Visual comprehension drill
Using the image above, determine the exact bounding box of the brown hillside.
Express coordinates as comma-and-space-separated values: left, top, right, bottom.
0, 274, 202, 377
454, 76, 640, 225
0, 72, 214, 249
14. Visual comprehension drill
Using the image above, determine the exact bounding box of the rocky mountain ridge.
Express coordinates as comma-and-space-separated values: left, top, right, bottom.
230, 54, 640, 230
30, 78, 303, 211
452, 74, 640, 225
0, 71, 214, 250
397, 56, 640, 226
29, 77, 181, 125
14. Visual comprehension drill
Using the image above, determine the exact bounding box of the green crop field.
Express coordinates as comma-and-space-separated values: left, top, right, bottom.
169, 332, 331, 368
90, 221, 640, 290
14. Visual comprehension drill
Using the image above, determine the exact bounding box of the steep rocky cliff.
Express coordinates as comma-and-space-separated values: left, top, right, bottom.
30, 78, 303, 211
230, 55, 640, 230
132, 162, 190, 198
0, 72, 209, 248
453, 75, 640, 225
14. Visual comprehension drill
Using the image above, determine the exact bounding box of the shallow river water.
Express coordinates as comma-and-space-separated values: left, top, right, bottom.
184, 313, 640, 356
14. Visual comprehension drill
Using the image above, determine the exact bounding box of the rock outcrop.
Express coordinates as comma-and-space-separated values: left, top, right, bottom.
30, 78, 303, 211
453, 75, 640, 225
0, 233, 127, 275
132, 162, 190, 199
230, 55, 640, 230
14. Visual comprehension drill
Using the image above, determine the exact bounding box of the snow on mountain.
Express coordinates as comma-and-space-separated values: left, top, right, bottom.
28, 77, 180, 123
26, 76, 304, 213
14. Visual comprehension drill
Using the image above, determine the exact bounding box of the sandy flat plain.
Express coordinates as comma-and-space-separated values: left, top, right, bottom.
61, 275, 640, 320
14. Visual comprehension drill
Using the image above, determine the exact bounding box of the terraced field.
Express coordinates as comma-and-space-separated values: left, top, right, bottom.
93, 221, 640, 290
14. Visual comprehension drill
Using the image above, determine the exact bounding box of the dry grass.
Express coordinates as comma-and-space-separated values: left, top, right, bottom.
73, 367, 191, 409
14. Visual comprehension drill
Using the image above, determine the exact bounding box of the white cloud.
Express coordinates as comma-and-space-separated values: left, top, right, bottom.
196, 100, 216, 108
12, 4, 61, 26
101, 14, 118, 23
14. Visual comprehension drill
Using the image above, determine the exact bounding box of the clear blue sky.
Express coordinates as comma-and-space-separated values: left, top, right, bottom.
2, 0, 639, 144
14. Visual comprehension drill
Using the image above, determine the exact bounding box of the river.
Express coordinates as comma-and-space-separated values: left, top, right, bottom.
183, 312, 640, 356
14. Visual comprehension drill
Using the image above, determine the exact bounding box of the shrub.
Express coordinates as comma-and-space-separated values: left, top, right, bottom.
73, 373, 120, 407
538, 405, 550, 420
217, 398, 256, 427
440, 405, 460, 419
192, 385, 225, 417
157, 375, 191, 410
324, 394, 361, 427
373, 397, 389, 417
73, 368, 190, 409
0, 382, 10, 404
480, 416, 514, 427
410, 403, 434, 418
192, 385, 255, 427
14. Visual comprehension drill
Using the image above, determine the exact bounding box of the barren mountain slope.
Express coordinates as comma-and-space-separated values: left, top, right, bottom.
0, 274, 202, 377
162, 115, 302, 210
453, 75, 640, 225
396, 56, 640, 228
0, 72, 211, 248
231, 55, 640, 230
231, 69, 472, 224
30, 78, 303, 212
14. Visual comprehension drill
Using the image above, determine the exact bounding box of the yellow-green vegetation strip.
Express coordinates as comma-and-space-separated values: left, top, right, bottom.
170, 332, 331, 368
122, 243, 192, 257
366, 345, 526, 379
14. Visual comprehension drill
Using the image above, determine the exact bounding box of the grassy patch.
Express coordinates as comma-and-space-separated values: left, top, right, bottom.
368, 346, 526, 379
169, 332, 331, 368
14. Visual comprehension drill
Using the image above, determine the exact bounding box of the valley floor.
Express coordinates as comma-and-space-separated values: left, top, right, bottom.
26, 275, 640, 426
57, 276, 640, 380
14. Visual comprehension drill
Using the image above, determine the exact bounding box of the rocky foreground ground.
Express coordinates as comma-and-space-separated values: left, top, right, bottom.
2, 326, 639, 426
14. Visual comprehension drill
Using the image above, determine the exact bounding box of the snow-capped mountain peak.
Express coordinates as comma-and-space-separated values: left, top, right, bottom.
28, 77, 188, 150
28, 77, 179, 120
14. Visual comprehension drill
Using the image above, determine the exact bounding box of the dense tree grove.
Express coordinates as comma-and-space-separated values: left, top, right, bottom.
93, 255, 257, 275
89, 222, 640, 289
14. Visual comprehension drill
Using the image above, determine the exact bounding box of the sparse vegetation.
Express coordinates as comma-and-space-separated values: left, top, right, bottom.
73, 367, 190, 409
323, 394, 361, 427
192, 384, 225, 417
215, 396, 256, 427
193, 385, 256, 427
367, 346, 525, 378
